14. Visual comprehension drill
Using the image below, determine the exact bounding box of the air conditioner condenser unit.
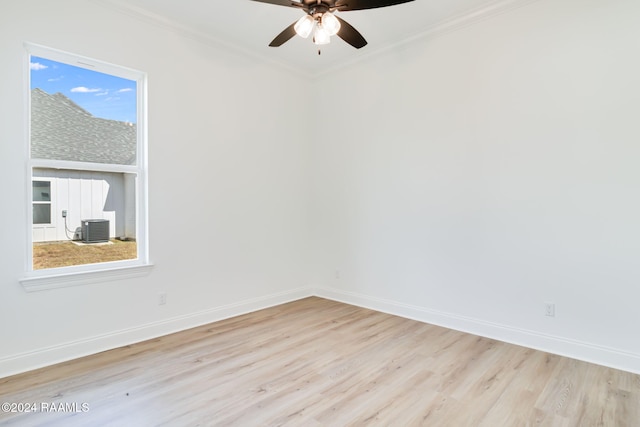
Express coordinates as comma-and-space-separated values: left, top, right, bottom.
81, 219, 110, 243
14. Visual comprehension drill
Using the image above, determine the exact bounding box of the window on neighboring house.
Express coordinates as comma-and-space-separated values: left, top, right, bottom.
32, 180, 52, 225
22, 44, 150, 290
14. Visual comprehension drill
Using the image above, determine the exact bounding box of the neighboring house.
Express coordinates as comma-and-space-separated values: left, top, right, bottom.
31, 88, 137, 243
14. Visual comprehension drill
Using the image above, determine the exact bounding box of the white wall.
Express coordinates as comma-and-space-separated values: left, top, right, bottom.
310, 0, 640, 373
2, 0, 640, 378
0, 0, 311, 377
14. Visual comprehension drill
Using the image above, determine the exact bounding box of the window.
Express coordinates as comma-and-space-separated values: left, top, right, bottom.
32, 180, 52, 225
21, 44, 151, 291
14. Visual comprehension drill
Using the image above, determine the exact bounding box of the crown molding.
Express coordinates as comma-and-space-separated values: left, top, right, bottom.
313, 0, 542, 78
89, 0, 306, 79
92, 0, 541, 79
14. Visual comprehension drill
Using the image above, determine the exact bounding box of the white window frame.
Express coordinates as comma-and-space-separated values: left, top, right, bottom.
20, 43, 152, 291
32, 178, 54, 226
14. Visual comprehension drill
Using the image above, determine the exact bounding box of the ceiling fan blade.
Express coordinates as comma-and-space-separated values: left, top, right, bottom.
269, 22, 297, 47
335, 0, 414, 11
249, 0, 304, 8
335, 16, 367, 49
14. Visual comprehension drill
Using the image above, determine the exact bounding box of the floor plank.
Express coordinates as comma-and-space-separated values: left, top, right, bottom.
1, 297, 638, 426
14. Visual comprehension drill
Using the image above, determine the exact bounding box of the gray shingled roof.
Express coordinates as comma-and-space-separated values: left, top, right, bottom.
31, 88, 137, 165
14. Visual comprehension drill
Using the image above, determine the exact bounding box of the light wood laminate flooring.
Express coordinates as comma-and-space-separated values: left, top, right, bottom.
1, 297, 639, 426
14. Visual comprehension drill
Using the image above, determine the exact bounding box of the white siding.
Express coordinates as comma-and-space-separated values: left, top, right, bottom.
32, 168, 128, 242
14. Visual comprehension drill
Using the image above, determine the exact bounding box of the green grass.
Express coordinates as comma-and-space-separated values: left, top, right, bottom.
33, 240, 137, 270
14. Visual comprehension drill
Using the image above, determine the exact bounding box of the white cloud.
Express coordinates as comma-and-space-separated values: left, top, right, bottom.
117, 88, 133, 93
47, 76, 64, 82
30, 62, 48, 71
95, 91, 109, 96
71, 86, 102, 93
105, 97, 120, 102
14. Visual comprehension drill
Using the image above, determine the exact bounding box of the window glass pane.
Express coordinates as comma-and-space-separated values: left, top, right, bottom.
33, 181, 51, 201
30, 56, 137, 166
33, 204, 51, 225
29, 50, 143, 272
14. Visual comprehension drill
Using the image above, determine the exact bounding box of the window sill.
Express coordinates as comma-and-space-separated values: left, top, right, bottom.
20, 263, 154, 292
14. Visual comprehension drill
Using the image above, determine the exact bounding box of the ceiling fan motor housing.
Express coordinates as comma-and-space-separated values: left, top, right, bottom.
308, 3, 332, 18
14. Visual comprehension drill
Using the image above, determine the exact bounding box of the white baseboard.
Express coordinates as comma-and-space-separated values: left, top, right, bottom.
0, 286, 313, 379
314, 286, 640, 375
4, 285, 639, 379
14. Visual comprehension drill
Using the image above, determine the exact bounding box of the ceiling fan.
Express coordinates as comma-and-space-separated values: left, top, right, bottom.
249, 0, 415, 50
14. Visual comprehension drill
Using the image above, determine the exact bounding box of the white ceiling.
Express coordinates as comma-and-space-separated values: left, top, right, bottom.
99, 0, 531, 75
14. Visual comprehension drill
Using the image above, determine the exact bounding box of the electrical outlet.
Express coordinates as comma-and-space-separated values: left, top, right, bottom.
335, 270, 340, 280
62, 210, 67, 218
159, 292, 167, 305
544, 302, 555, 317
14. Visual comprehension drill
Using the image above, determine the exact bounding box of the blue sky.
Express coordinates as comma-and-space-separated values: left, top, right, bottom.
30, 56, 137, 123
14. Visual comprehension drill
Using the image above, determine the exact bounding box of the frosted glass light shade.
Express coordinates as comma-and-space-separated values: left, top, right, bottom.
294, 15, 314, 38
314, 23, 331, 45
322, 12, 341, 36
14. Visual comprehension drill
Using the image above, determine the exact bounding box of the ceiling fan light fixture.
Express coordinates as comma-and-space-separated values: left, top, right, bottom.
313, 23, 331, 45
253, 0, 406, 49
294, 14, 314, 38
321, 12, 341, 36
